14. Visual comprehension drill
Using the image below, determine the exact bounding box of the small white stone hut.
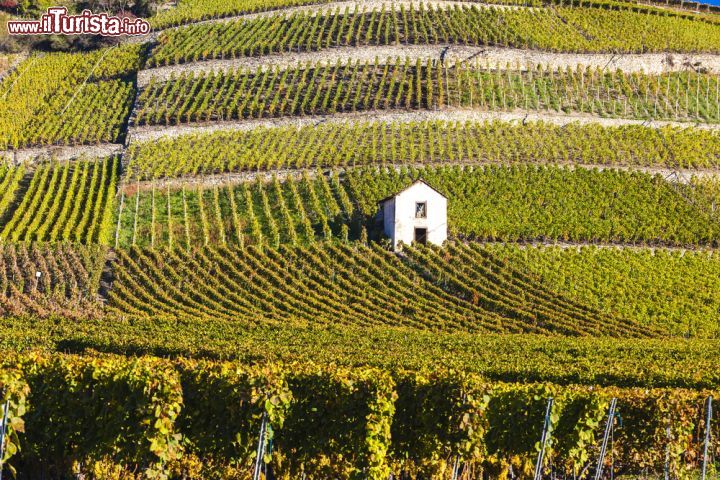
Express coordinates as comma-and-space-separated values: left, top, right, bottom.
377, 179, 448, 251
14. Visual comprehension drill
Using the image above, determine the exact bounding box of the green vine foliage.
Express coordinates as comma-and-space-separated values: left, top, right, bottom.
0, 368, 29, 477
173, 359, 291, 477
552, 388, 610, 476
272, 365, 396, 480
390, 371, 489, 478
14, 353, 183, 479
0, 352, 719, 479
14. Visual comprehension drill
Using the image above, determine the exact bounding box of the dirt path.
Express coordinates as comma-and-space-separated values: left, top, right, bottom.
138, 44, 720, 86
0, 143, 124, 165
126, 107, 718, 143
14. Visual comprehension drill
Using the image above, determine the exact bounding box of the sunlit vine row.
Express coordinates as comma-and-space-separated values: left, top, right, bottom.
116, 172, 350, 249
106, 242, 645, 336
0, 45, 142, 150
0, 164, 25, 218
485, 243, 720, 338
6, 315, 720, 386
342, 165, 720, 246
0, 157, 119, 244
135, 61, 720, 126
149, 3, 720, 67
118, 165, 720, 248
147, 0, 720, 29
124, 120, 720, 180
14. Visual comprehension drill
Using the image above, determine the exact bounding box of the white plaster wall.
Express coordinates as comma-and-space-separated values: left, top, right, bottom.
391, 183, 447, 249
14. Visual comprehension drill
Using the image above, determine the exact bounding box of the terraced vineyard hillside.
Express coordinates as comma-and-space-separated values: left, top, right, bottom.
2, 0, 720, 477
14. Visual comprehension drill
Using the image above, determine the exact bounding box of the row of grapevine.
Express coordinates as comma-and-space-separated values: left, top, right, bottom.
0, 157, 119, 244
484, 243, 720, 338
118, 166, 720, 249
148, 0, 336, 28
0, 243, 106, 319
148, 3, 720, 67
124, 120, 720, 180
116, 172, 351, 249
0, 164, 24, 219
0, 45, 142, 150
7, 313, 720, 384
147, 0, 720, 29
402, 242, 655, 337
346, 165, 720, 246
106, 242, 645, 336
135, 61, 720, 126
3, 352, 720, 479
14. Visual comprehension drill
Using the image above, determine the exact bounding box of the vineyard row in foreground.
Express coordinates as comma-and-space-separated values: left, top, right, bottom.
125, 120, 720, 180
135, 62, 720, 127
1, 352, 719, 479
148, 3, 720, 68
117, 166, 720, 250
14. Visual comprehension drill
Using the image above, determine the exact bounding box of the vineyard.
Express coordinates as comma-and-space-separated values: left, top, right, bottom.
0, 352, 717, 479
106, 242, 649, 336
117, 166, 720, 249
125, 120, 720, 180
148, 3, 720, 67
134, 62, 720, 126
0, 243, 106, 319
2, 0, 720, 475
146, 0, 720, 29
148, 0, 335, 28
0, 158, 119, 244
3, 315, 720, 387
485, 244, 720, 337
0, 45, 142, 150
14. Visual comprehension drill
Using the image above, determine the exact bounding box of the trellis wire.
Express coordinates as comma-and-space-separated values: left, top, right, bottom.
451, 456, 461, 480
252, 412, 269, 480
534, 397, 554, 480
451, 391, 470, 480
0, 395, 10, 480
594, 397, 618, 480
664, 425, 672, 480
703, 396, 713, 480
